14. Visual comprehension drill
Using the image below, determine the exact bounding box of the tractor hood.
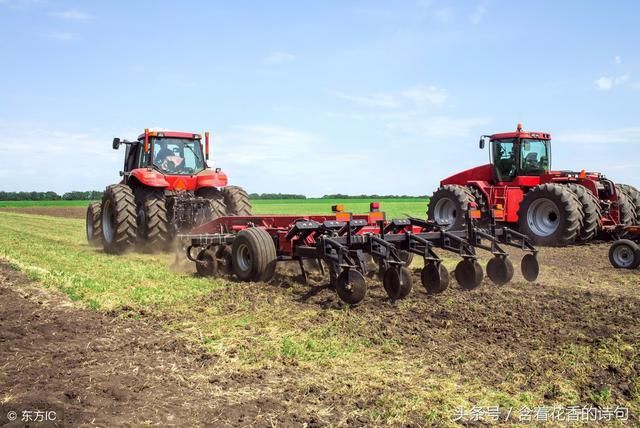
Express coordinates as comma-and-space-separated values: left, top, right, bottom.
441, 164, 494, 186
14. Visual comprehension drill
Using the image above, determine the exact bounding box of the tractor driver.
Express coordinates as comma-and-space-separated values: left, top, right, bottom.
154, 141, 173, 164
154, 141, 185, 173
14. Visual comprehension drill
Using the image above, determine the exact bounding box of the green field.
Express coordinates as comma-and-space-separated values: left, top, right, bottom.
0, 198, 429, 218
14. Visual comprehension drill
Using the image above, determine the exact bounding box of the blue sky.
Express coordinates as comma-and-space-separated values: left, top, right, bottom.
1, 0, 639, 196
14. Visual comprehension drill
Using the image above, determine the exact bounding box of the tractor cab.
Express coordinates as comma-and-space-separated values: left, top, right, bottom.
116, 129, 209, 176
479, 123, 551, 184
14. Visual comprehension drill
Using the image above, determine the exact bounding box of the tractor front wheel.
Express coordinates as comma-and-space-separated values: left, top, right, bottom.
616, 184, 638, 226
101, 184, 137, 254
517, 183, 583, 246
567, 184, 601, 242
86, 202, 103, 246
428, 185, 474, 230
136, 189, 171, 251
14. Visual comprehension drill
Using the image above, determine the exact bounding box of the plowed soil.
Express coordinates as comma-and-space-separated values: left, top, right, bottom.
0, 207, 86, 218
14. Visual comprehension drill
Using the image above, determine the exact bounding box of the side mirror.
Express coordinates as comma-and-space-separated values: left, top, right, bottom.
112, 138, 121, 150
119, 171, 124, 177
479, 137, 485, 149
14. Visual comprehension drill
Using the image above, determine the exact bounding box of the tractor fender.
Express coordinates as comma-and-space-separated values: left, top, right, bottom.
130, 168, 169, 188
196, 169, 228, 189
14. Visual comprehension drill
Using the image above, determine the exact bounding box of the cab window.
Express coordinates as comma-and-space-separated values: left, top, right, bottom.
520, 139, 549, 174
492, 138, 516, 182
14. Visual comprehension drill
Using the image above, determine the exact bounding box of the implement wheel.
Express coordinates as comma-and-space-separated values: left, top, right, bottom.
232, 227, 277, 282
521, 254, 540, 281
101, 184, 137, 254
454, 259, 483, 290
196, 249, 218, 276
86, 202, 103, 246
421, 262, 449, 294
335, 270, 367, 305
609, 239, 640, 269
222, 185, 252, 216
486, 256, 514, 286
382, 267, 413, 300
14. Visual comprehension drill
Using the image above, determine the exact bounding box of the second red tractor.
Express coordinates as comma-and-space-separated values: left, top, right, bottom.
428, 123, 639, 246
86, 129, 251, 254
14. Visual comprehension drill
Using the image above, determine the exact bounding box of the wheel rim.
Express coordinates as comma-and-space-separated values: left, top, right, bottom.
527, 198, 560, 237
236, 243, 252, 271
433, 198, 457, 226
612, 245, 634, 268
102, 200, 114, 244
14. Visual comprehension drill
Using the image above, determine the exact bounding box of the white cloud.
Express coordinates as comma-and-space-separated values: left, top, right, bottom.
335, 85, 448, 109
385, 114, 491, 138
0, 121, 127, 192
264, 51, 296, 65
614, 55, 622, 65
48, 31, 77, 41
594, 73, 629, 90
556, 127, 640, 144
49, 9, 93, 21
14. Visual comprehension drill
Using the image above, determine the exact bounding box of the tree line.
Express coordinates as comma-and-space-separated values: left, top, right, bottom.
0, 191, 428, 201
0, 191, 104, 201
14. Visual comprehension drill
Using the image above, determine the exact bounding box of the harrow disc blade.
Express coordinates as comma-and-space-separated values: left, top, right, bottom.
196, 249, 219, 277
335, 270, 367, 305
421, 262, 450, 294
217, 246, 233, 274
521, 254, 540, 282
454, 259, 483, 290
383, 267, 413, 300
486, 256, 514, 286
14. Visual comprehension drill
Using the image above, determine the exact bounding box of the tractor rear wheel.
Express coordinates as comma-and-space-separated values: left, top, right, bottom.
86, 202, 103, 246
222, 185, 252, 216
428, 184, 474, 230
232, 227, 277, 282
136, 189, 171, 251
517, 183, 583, 246
616, 184, 639, 225
567, 184, 601, 242
196, 188, 227, 221
101, 184, 137, 254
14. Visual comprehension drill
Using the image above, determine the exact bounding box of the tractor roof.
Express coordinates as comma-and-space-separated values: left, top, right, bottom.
137, 130, 202, 140
490, 123, 551, 141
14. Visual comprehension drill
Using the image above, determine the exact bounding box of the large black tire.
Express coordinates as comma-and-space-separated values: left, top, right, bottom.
101, 184, 137, 254
428, 184, 474, 230
567, 184, 601, 242
517, 183, 583, 246
221, 185, 252, 216
136, 189, 171, 250
615, 185, 636, 226
86, 202, 103, 246
196, 187, 227, 221
617, 184, 639, 224
465, 185, 490, 226
232, 227, 277, 282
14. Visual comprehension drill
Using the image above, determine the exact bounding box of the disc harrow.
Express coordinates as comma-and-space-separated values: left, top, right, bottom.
180, 203, 540, 305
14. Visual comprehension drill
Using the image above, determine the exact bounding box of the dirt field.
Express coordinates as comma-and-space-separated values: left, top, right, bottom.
1, 207, 639, 426
0, 206, 86, 218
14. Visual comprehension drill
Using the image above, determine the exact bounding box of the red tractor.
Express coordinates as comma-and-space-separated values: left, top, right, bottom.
428, 123, 640, 246
86, 129, 251, 254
